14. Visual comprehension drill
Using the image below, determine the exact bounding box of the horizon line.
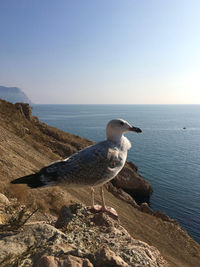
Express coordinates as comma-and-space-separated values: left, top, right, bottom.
32, 103, 200, 105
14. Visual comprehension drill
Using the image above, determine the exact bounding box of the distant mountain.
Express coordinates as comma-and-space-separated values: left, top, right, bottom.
0, 86, 32, 104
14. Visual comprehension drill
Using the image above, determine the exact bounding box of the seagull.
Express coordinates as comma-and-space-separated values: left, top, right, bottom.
11, 119, 142, 216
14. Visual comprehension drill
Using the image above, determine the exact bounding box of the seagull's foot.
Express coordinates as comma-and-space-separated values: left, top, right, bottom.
91, 205, 118, 217
102, 206, 118, 217
91, 204, 102, 212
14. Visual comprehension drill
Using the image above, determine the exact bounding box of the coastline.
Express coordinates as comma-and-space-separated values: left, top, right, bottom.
32, 103, 200, 244
0, 99, 200, 266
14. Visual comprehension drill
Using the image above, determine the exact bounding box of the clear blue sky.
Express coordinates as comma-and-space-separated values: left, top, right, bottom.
0, 0, 200, 104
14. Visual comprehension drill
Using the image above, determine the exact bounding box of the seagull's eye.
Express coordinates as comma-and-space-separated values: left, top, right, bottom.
120, 121, 124, 126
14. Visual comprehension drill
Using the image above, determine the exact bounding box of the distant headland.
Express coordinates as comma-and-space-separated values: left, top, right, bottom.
0, 85, 32, 104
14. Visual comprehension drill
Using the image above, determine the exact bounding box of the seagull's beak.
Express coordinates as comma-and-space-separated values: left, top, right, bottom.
129, 126, 142, 133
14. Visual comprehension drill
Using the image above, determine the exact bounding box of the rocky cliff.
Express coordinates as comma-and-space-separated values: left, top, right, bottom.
0, 86, 32, 104
0, 99, 200, 267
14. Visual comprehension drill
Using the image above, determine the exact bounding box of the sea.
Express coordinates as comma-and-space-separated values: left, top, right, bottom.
32, 104, 200, 243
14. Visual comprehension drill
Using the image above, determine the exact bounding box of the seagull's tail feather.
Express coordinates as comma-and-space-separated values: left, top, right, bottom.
11, 173, 46, 188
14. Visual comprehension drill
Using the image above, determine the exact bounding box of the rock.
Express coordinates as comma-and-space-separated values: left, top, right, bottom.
0, 193, 10, 205
127, 161, 138, 171
37, 255, 93, 267
55, 205, 73, 228
113, 162, 153, 197
33, 243, 78, 266
15, 102, 33, 120
45, 243, 76, 255
0, 223, 68, 261
95, 246, 129, 267
154, 211, 177, 223
0, 214, 6, 224
0, 204, 169, 267
140, 202, 153, 215
92, 212, 118, 228
34, 243, 76, 261
37, 256, 57, 267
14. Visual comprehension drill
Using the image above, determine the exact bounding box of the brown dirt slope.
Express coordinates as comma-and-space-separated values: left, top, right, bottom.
0, 99, 200, 266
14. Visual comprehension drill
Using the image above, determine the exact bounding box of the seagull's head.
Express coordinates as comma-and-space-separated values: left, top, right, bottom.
106, 118, 142, 141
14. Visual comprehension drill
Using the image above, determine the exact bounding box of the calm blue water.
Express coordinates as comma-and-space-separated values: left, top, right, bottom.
32, 104, 200, 243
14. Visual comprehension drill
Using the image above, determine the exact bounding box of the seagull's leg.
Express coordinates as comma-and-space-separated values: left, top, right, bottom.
90, 186, 118, 217
90, 187, 101, 211
100, 186, 118, 217
91, 187, 94, 208
100, 186, 106, 210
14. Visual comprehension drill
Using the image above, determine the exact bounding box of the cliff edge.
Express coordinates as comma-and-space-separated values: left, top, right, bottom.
0, 99, 200, 266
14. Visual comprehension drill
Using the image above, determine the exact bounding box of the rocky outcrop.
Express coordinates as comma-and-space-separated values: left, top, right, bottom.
95, 247, 128, 267
0, 201, 169, 267
106, 183, 177, 223
114, 161, 153, 196
0, 224, 68, 261
37, 255, 94, 267
154, 210, 177, 223
55, 205, 73, 228
15, 102, 33, 120
140, 202, 154, 215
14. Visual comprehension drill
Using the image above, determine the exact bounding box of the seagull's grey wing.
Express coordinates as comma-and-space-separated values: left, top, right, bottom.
38, 141, 124, 187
